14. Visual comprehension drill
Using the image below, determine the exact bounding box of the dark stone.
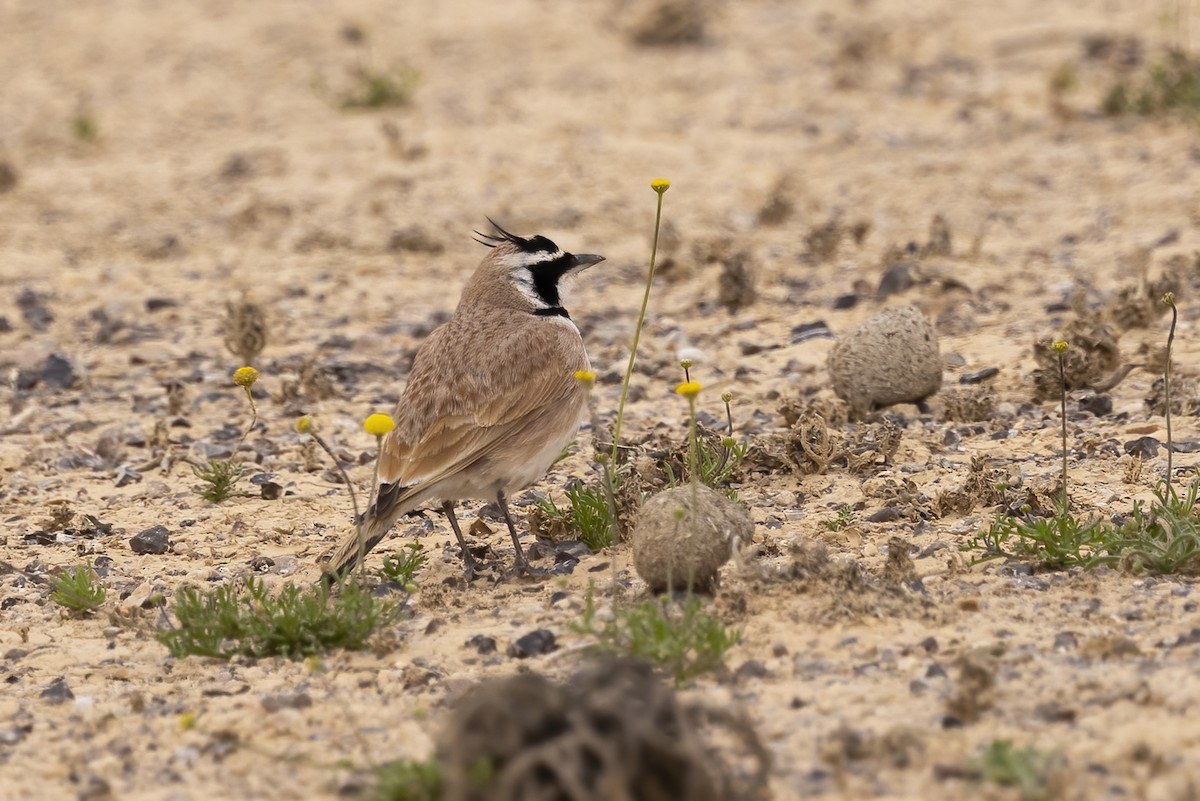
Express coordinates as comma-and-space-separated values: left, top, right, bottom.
261, 691, 313, 712
467, 634, 497, 655
0, 161, 16, 192
16, 288, 53, 331
1170, 440, 1200, 454
14, 369, 38, 390
833, 293, 859, 310
876, 263, 916, 299
958, 367, 1000, 385
320, 334, 353, 350
40, 354, 79, 389
1077, 393, 1112, 417
260, 482, 283, 500
789, 320, 833, 344
1034, 701, 1076, 723
943, 428, 961, 447
507, 629, 557, 659
129, 525, 170, 555
23, 531, 56, 546
40, 677, 74, 705
92, 556, 114, 578
249, 556, 275, 572
866, 507, 901, 523
1124, 436, 1160, 460
733, 659, 771, 682
1053, 631, 1079, 650
0, 316, 11, 333
144, 297, 178, 312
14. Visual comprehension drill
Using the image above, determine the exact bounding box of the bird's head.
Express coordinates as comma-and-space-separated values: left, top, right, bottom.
469, 219, 604, 317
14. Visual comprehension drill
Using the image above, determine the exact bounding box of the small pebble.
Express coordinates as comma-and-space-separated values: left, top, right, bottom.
466, 635, 497, 655
40, 677, 74, 705
261, 692, 313, 713
40, 354, 79, 389
507, 629, 557, 659
958, 367, 999, 385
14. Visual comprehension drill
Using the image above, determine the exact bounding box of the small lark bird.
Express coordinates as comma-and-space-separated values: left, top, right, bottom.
323, 221, 603, 581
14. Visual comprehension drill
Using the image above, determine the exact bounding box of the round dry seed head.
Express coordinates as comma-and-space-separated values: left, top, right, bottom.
632, 484, 752, 593
827, 304, 942, 417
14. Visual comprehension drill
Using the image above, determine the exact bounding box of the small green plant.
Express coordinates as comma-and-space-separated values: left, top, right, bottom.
157, 576, 404, 660
575, 585, 741, 686
72, 113, 99, 142
191, 458, 246, 503
1103, 48, 1200, 119
965, 507, 1114, 569
51, 562, 106, 614
380, 543, 428, 586
340, 65, 420, 109
663, 432, 747, 491
535, 483, 616, 551
374, 757, 443, 801
824, 506, 855, 532
969, 739, 1062, 801
1113, 479, 1200, 574
193, 367, 259, 503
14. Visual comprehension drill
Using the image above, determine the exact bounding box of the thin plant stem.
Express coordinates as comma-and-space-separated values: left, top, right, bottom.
610, 190, 666, 467
1165, 296, 1178, 499
363, 436, 385, 582
309, 430, 362, 551
233, 389, 258, 457
687, 393, 699, 596
1058, 351, 1069, 511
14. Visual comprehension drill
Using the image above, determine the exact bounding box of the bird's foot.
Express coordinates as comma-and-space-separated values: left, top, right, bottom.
510, 558, 551, 579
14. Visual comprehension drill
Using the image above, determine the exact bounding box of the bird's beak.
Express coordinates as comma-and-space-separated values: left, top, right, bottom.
571, 254, 604, 272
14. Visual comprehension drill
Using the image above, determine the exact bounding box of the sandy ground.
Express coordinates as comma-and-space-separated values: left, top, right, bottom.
4, 0, 1200, 798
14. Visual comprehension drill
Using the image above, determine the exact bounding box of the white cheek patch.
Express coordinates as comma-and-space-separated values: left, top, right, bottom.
509, 269, 549, 309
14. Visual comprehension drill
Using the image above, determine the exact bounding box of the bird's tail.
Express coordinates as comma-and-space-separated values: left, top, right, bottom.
321, 481, 414, 583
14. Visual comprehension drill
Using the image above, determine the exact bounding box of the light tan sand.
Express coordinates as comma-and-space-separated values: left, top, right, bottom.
3, 1, 1200, 798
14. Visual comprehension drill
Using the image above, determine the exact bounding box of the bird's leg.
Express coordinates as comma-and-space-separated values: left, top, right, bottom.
495, 490, 544, 576
442, 501, 477, 581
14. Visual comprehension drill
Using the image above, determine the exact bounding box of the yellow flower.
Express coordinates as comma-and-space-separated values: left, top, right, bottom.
179, 711, 197, 731
232, 366, 259, 388
364, 413, 396, 437
651, 178, 671, 194
675, 381, 702, 398
573, 369, 596, 385
1051, 340, 1069, 354
1163, 291, 1177, 307
296, 415, 314, 434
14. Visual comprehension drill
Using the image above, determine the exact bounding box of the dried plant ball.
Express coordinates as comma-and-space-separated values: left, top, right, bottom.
828, 304, 942, 416
632, 485, 752, 593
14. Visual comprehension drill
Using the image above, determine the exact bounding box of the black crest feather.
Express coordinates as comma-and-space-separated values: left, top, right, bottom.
472, 218, 559, 254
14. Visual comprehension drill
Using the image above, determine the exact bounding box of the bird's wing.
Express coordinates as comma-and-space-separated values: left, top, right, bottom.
378, 323, 585, 490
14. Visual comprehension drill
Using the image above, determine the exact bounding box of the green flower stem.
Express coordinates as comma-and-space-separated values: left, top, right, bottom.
610, 188, 667, 467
